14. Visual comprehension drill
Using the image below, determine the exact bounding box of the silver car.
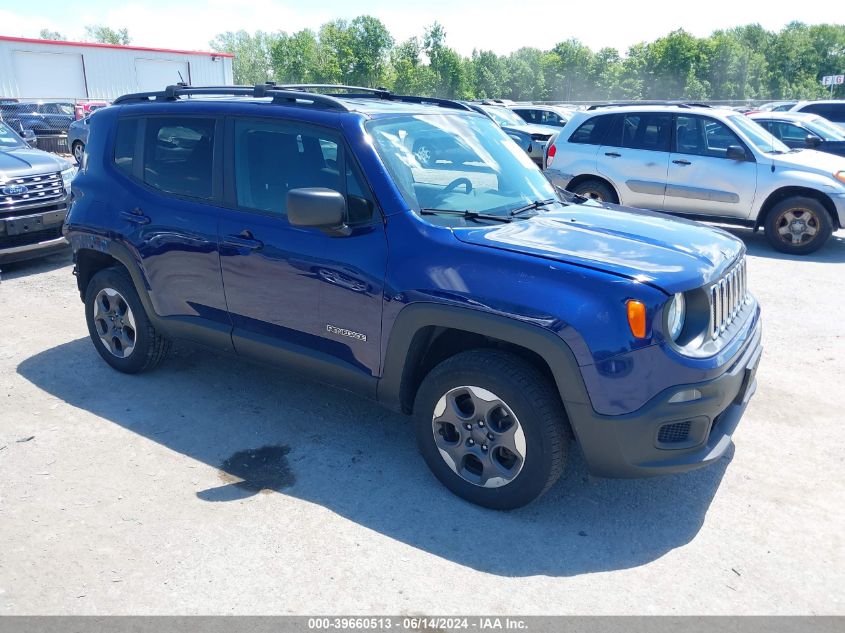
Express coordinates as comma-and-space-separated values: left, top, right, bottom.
545, 104, 845, 254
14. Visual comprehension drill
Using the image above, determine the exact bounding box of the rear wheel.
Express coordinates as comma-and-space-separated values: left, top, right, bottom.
764, 196, 832, 255
571, 179, 618, 203
414, 350, 568, 509
84, 267, 170, 373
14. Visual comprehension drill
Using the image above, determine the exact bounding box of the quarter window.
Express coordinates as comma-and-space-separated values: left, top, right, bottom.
113, 118, 138, 177
142, 117, 215, 199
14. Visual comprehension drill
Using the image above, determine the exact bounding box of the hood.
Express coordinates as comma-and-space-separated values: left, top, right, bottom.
770, 147, 845, 174
452, 201, 744, 294
0, 147, 70, 180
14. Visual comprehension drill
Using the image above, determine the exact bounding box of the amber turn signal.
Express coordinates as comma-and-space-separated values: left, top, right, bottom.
627, 300, 647, 338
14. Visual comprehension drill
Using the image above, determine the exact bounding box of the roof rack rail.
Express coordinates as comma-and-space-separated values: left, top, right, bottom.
586, 101, 712, 110
112, 83, 472, 113
113, 84, 352, 111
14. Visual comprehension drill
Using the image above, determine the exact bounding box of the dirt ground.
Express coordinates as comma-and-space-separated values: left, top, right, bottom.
0, 227, 843, 615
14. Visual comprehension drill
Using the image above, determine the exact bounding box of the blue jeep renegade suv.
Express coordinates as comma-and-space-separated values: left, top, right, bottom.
64, 84, 762, 509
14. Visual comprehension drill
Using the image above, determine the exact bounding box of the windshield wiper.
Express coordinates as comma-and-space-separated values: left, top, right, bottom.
508, 198, 557, 217
420, 208, 512, 223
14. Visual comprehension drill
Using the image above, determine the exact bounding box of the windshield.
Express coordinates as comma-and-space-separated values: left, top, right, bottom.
478, 105, 526, 127
366, 114, 561, 221
729, 114, 791, 153
0, 122, 26, 149
805, 117, 845, 141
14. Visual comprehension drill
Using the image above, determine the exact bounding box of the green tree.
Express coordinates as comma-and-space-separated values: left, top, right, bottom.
468, 49, 507, 99
503, 48, 546, 100
271, 29, 320, 83
346, 16, 394, 87
390, 37, 436, 95
210, 30, 277, 85
38, 29, 64, 40
84, 25, 131, 45
423, 22, 467, 98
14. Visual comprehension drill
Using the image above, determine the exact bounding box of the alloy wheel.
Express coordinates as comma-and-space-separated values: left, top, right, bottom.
431, 386, 527, 488
775, 208, 820, 246
93, 287, 137, 358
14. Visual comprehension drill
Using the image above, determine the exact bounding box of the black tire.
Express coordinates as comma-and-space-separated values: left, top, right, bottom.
414, 349, 568, 510
572, 179, 618, 203
84, 266, 170, 373
764, 196, 833, 255
72, 141, 84, 165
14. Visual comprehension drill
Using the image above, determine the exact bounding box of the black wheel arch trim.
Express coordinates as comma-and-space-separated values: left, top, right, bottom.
377, 302, 592, 415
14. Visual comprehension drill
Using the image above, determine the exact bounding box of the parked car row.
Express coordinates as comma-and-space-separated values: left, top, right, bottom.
544, 102, 845, 254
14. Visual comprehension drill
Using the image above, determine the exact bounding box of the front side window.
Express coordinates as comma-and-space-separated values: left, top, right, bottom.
233, 119, 351, 219
675, 115, 747, 158
366, 113, 560, 221
540, 110, 568, 127
142, 117, 215, 199
802, 104, 845, 123
770, 121, 810, 144
512, 109, 538, 124
0, 122, 26, 149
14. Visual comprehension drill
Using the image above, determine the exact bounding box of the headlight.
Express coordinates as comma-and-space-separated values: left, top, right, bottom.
61, 165, 77, 190
835, 171, 845, 185
666, 293, 686, 341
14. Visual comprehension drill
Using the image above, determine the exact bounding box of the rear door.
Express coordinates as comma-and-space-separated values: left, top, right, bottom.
664, 114, 757, 220
218, 116, 388, 381
597, 111, 672, 209
113, 114, 231, 349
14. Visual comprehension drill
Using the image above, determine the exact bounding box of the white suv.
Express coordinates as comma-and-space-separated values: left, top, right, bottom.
545, 104, 845, 254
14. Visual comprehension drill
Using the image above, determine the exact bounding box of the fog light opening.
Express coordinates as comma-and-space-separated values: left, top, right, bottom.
668, 388, 702, 404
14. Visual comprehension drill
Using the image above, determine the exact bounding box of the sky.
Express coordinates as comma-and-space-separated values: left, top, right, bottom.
1, 0, 840, 56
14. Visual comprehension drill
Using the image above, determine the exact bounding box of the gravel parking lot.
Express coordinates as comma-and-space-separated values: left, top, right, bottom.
1, 227, 843, 615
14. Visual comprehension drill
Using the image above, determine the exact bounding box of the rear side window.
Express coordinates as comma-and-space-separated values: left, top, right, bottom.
568, 114, 615, 145
513, 109, 539, 124
113, 118, 137, 177
605, 113, 672, 151
142, 117, 215, 199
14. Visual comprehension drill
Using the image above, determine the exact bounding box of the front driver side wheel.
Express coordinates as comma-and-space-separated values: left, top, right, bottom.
84, 267, 170, 373
764, 196, 833, 255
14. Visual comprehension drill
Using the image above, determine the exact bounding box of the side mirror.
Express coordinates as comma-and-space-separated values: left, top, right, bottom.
805, 134, 822, 148
725, 145, 747, 161
20, 129, 37, 146
287, 188, 349, 236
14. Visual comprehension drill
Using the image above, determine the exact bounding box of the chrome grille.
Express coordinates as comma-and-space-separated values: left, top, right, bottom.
710, 258, 749, 339
0, 172, 65, 209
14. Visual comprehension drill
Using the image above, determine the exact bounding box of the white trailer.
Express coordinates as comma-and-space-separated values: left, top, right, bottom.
0, 35, 234, 100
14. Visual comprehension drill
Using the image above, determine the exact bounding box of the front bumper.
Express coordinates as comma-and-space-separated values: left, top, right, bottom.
831, 193, 845, 229
0, 205, 70, 264
568, 317, 763, 478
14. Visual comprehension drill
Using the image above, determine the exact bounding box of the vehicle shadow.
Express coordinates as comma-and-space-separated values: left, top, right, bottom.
721, 226, 845, 263
17, 337, 732, 577
0, 250, 73, 280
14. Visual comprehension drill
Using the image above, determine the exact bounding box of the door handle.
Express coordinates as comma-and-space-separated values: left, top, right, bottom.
673, 159, 692, 165
604, 152, 622, 157
119, 208, 150, 224
224, 231, 264, 250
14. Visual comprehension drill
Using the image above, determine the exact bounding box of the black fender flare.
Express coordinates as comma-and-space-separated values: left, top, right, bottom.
377, 302, 592, 415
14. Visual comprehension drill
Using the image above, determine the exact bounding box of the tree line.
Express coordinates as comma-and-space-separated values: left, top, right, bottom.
210, 18, 845, 102
38, 19, 845, 101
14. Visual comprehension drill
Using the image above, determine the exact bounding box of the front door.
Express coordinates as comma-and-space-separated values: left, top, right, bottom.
664, 114, 758, 220
219, 117, 388, 384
